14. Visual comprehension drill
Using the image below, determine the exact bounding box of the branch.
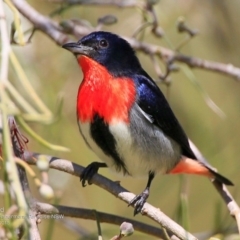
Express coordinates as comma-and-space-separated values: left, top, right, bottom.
23, 147, 240, 238
11, 0, 240, 80
9, 117, 41, 240
125, 38, 240, 80
189, 140, 240, 234
36, 202, 165, 238
50, 0, 138, 7
174, 54, 240, 80
11, 0, 69, 45
24, 151, 197, 240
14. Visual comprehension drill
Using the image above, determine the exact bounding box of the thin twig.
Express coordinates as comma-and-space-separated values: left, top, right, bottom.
11, 0, 240, 80
93, 210, 103, 240
189, 140, 240, 234
4, 0, 25, 45
50, 0, 139, 8
36, 202, 167, 239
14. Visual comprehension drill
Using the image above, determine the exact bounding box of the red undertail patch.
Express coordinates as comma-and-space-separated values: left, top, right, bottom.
170, 156, 212, 177
77, 56, 136, 123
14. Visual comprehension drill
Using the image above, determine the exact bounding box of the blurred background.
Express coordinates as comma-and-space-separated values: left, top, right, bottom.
6, 0, 240, 239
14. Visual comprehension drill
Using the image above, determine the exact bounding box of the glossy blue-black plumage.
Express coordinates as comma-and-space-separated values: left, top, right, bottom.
132, 72, 233, 185
63, 31, 233, 216
133, 72, 197, 161
78, 31, 142, 77
80, 31, 196, 160
71, 31, 233, 186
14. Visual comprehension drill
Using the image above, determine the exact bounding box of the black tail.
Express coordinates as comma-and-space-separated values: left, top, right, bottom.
208, 168, 234, 186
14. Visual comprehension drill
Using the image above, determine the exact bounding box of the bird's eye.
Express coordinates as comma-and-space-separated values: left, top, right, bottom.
99, 39, 108, 48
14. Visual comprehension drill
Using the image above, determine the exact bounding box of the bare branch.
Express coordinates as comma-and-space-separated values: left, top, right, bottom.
11, 0, 240, 80
24, 151, 197, 240
50, 0, 139, 8
174, 54, 240, 80
24, 146, 240, 237
11, 0, 69, 45
36, 202, 166, 239
189, 140, 240, 234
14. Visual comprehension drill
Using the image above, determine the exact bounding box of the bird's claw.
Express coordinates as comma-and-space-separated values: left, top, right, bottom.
80, 162, 100, 187
128, 191, 149, 216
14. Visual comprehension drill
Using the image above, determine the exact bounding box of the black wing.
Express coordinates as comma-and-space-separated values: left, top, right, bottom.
132, 72, 234, 186
133, 72, 196, 160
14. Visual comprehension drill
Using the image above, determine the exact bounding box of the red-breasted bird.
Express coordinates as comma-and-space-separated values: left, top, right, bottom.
62, 31, 233, 215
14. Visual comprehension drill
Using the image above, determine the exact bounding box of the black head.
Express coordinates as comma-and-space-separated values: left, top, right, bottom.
62, 31, 142, 77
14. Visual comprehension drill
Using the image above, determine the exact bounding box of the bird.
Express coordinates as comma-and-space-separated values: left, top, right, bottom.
62, 31, 233, 215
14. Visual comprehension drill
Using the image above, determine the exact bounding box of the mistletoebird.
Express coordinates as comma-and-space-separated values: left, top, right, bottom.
62, 31, 233, 215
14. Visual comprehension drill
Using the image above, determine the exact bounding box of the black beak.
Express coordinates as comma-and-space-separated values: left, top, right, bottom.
62, 42, 94, 56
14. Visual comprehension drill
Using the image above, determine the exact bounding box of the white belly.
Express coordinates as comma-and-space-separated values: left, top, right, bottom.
78, 118, 181, 177
108, 121, 165, 176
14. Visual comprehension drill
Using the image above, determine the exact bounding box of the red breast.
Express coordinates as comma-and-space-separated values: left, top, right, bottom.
77, 56, 136, 124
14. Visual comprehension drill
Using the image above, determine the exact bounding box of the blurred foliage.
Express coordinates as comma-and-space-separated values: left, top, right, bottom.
2, 0, 240, 239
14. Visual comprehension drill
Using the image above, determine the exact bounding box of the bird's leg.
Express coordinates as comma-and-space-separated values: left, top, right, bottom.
129, 171, 155, 216
80, 162, 107, 187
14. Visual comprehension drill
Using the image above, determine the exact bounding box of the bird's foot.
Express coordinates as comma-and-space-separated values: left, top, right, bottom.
128, 189, 149, 216
80, 162, 106, 187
